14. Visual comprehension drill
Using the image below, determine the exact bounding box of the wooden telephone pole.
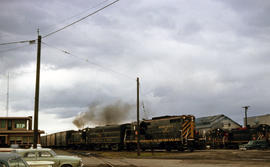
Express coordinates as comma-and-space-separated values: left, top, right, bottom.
6, 72, 9, 117
33, 35, 42, 149
137, 77, 140, 156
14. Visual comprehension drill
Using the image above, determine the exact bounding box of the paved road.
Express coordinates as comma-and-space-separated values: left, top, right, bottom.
54, 149, 270, 167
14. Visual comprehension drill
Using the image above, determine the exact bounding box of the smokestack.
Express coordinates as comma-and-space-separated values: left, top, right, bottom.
242, 106, 250, 128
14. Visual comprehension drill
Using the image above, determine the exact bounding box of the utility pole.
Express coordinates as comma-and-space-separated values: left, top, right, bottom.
137, 77, 140, 156
6, 72, 9, 117
242, 106, 250, 128
33, 34, 42, 149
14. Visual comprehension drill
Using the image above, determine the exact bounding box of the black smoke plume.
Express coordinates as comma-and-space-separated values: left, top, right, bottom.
73, 100, 133, 128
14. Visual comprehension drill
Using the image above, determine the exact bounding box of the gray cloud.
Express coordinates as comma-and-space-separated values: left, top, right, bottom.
220, 0, 270, 40
1, 0, 270, 131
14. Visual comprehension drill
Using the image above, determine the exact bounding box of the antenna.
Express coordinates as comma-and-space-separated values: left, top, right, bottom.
6, 72, 9, 117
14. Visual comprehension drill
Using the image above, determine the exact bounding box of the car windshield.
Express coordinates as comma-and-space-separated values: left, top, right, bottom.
8, 158, 28, 167
0, 161, 7, 167
257, 141, 266, 144
247, 141, 256, 145
49, 150, 57, 156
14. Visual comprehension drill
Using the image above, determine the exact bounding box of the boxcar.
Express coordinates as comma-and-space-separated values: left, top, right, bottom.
46, 133, 56, 147
40, 135, 47, 147
55, 130, 74, 147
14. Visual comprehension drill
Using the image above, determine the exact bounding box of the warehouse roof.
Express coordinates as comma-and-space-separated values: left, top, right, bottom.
248, 114, 270, 118
0, 116, 32, 120
196, 114, 241, 129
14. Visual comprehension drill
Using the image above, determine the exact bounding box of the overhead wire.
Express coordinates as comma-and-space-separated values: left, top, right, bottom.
42, 41, 135, 81
43, 0, 120, 38
0, 39, 36, 46
0, 0, 119, 45
139, 81, 154, 97
139, 81, 153, 120
42, 0, 110, 34
0, 44, 31, 53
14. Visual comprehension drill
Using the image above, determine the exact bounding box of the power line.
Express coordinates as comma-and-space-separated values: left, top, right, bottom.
0, 39, 36, 46
43, 0, 110, 34
41, 42, 70, 55
43, 0, 120, 38
0, 44, 31, 53
139, 82, 153, 121
0, 0, 118, 46
139, 81, 154, 97
42, 42, 135, 81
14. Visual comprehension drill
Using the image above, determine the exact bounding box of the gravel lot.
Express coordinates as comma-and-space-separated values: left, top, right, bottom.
54, 149, 270, 167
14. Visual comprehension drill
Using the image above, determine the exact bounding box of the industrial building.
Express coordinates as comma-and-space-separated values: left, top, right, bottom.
0, 116, 44, 148
196, 114, 241, 136
247, 114, 270, 127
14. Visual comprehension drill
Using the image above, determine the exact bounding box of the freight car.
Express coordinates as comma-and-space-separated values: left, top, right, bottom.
41, 130, 75, 148
125, 115, 196, 151
55, 130, 74, 147
47, 133, 56, 147
41, 133, 55, 147
40, 135, 47, 148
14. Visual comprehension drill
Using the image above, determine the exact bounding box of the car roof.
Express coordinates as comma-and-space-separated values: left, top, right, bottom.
14, 148, 52, 153
0, 152, 21, 160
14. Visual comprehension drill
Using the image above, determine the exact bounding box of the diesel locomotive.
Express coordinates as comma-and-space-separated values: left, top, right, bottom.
41, 115, 270, 150
204, 124, 270, 148
41, 115, 196, 151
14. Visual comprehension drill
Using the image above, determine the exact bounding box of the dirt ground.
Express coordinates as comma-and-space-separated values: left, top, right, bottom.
54, 149, 270, 167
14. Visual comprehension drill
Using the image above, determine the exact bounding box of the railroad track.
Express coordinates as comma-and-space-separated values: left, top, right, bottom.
75, 151, 137, 167
90, 155, 114, 167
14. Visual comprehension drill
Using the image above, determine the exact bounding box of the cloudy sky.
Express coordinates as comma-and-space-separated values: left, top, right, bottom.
0, 0, 269, 133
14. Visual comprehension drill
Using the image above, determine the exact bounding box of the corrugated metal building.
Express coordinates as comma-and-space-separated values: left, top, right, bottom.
196, 114, 241, 136
247, 114, 270, 127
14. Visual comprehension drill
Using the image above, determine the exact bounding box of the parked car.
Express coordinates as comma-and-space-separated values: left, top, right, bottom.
239, 140, 269, 150
0, 152, 29, 167
13, 148, 83, 167
30, 144, 42, 149
10, 144, 20, 149
0, 148, 14, 152
27, 161, 54, 167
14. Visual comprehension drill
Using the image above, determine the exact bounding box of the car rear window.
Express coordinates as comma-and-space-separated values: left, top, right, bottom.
24, 152, 35, 158
38, 152, 52, 157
